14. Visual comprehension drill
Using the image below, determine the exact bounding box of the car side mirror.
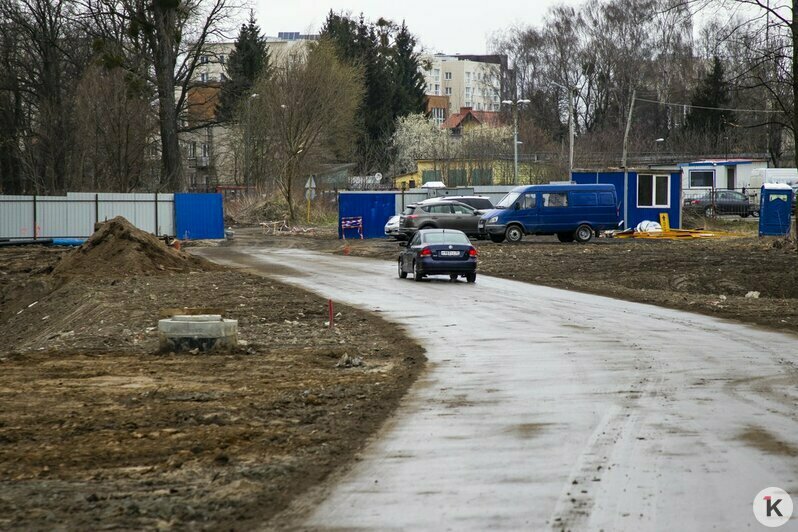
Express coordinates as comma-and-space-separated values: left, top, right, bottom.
514, 202, 520, 211
398, 242, 408, 247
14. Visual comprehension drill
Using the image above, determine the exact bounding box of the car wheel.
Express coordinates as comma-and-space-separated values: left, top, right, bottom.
466, 272, 476, 283
752, 210, 760, 218
741, 212, 749, 218
574, 224, 593, 243
413, 261, 423, 282
505, 225, 524, 243
449, 274, 458, 281
704, 206, 715, 217
489, 234, 505, 243
398, 259, 407, 279
557, 232, 574, 243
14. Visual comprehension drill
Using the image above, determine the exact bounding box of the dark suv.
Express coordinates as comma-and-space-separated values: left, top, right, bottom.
399, 200, 482, 237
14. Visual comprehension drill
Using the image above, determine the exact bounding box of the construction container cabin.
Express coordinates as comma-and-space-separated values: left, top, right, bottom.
679, 158, 768, 193
571, 168, 682, 230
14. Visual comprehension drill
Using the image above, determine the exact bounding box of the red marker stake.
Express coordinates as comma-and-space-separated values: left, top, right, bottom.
328, 299, 334, 329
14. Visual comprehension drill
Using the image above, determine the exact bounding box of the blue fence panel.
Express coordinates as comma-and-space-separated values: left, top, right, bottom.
174, 193, 224, 240
338, 192, 396, 239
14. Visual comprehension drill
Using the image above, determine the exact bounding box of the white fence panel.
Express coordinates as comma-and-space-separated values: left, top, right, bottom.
0, 193, 176, 239
0, 195, 35, 238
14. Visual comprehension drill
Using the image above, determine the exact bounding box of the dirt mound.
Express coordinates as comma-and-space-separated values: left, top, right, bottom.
53, 216, 215, 277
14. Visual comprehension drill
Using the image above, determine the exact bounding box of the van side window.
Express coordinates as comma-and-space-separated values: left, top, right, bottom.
598, 192, 615, 206
542, 193, 568, 207
522, 193, 536, 209
571, 192, 597, 206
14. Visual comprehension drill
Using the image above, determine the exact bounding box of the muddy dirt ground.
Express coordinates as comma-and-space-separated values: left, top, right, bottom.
232, 227, 798, 336
0, 244, 423, 530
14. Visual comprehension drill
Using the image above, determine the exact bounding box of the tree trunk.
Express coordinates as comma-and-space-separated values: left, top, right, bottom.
153, 3, 183, 191
793, 0, 798, 244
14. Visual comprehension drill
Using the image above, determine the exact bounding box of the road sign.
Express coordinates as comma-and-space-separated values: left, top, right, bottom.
305, 176, 316, 190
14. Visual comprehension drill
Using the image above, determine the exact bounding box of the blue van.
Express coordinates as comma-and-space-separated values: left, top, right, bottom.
479, 184, 620, 243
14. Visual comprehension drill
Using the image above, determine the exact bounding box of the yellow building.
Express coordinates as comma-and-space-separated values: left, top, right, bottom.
394, 159, 563, 189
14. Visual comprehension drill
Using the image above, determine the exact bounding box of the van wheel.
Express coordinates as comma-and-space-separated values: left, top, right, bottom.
574, 224, 593, 243
489, 234, 505, 243
704, 206, 715, 217
557, 232, 574, 243
398, 259, 407, 279
466, 272, 476, 283
449, 274, 459, 281
505, 225, 524, 243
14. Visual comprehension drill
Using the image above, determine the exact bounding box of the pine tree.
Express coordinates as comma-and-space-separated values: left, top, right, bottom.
218, 12, 270, 122
390, 22, 426, 119
686, 56, 735, 134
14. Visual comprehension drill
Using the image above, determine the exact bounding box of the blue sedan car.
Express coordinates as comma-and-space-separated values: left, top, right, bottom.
398, 229, 477, 283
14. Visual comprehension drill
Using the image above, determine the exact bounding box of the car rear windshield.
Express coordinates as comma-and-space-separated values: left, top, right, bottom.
464, 198, 494, 209
422, 232, 470, 245
402, 206, 416, 215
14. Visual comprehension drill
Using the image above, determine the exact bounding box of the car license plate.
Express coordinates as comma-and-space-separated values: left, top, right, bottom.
440, 250, 460, 256
479, 220, 485, 227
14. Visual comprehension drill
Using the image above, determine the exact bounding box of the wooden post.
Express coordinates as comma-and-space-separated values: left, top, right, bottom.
32, 194, 37, 240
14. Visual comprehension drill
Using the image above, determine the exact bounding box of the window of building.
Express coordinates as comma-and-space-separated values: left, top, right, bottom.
188, 142, 197, 158
542, 193, 568, 207
433, 68, 440, 80
444, 71, 452, 80
431, 107, 445, 125
200, 72, 208, 82
200, 55, 209, 64
689, 170, 714, 188
219, 54, 225, 64
465, 101, 472, 107
465, 72, 472, 83
637, 174, 670, 207
445, 87, 452, 95
434, 84, 440, 95
465, 87, 472, 96
201, 143, 210, 157
220, 73, 227, 82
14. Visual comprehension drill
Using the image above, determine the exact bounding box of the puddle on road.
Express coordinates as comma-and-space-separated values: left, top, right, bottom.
506, 422, 553, 439
738, 426, 798, 457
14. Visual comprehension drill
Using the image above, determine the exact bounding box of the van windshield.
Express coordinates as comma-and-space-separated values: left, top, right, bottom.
496, 192, 521, 209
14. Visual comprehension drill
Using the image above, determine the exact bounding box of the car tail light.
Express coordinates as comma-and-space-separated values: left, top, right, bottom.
468, 247, 477, 257
405, 214, 418, 219
420, 247, 432, 257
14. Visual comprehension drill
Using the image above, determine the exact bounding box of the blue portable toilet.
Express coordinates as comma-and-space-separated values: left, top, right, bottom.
759, 184, 794, 236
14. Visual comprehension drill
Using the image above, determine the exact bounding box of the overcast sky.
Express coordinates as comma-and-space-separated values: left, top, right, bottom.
253, 0, 581, 55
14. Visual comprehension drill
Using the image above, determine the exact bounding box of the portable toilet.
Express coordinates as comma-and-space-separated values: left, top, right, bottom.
759, 183, 794, 236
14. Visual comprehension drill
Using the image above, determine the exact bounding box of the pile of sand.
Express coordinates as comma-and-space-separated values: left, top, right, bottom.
53, 217, 215, 277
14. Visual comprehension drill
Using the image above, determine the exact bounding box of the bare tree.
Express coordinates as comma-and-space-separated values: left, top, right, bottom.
72, 65, 155, 191
248, 41, 363, 220
80, 0, 239, 191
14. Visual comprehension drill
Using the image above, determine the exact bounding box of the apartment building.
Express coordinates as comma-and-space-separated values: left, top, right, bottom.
420, 54, 506, 117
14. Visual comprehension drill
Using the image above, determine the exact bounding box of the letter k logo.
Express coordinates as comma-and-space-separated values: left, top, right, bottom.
765, 496, 783, 517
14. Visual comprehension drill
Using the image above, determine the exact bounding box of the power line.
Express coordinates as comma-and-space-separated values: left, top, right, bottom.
634, 96, 783, 114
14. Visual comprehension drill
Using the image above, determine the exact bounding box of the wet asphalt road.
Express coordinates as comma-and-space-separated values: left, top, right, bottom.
197, 247, 798, 531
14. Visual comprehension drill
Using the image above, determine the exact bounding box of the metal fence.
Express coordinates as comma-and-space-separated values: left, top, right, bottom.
681, 187, 762, 218
0, 192, 175, 240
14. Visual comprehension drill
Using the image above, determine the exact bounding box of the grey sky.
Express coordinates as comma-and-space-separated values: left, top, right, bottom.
254, 0, 580, 55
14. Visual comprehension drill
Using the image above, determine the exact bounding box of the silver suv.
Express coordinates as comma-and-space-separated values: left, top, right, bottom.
399, 200, 482, 237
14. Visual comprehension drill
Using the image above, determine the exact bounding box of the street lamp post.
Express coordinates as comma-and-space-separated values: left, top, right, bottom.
501, 98, 530, 184
551, 82, 575, 178
244, 93, 258, 190
655, 138, 665, 162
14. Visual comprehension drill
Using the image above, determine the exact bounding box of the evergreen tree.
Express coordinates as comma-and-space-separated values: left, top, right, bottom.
390, 22, 426, 119
218, 12, 270, 122
320, 13, 425, 173
686, 56, 735, 134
